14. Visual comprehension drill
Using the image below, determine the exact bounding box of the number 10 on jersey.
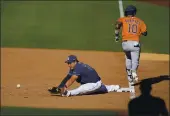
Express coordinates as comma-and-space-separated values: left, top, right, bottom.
128, 24, 138, 34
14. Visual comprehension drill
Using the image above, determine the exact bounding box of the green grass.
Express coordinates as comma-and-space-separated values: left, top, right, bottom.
1, 106, 119, 116
1, 1, 169, 54
1, 1, 121, 51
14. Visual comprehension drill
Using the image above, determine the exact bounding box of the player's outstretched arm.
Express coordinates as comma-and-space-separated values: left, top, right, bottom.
48, 74, 71, 94
57, 74, 71, 88
58, 75, 78, 96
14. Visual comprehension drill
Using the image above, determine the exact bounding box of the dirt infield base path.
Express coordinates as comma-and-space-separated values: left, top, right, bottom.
1, 48, 169, 111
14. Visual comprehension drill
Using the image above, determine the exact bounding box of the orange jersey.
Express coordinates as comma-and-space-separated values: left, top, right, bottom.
117, 16, 147, 42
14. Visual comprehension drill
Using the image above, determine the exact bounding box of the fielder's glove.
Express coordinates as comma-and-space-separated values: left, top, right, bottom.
48, 87, 61, 94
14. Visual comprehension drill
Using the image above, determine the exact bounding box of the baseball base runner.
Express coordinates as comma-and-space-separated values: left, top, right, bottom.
114, 5, 147, 99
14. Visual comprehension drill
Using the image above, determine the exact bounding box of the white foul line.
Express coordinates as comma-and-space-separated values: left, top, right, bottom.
118, 0, 124, 17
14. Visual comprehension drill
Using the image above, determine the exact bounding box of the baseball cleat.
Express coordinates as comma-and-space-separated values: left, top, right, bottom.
61, 90, 70, 97
134, 77, 138, 82
129, 88, 135, 93
128, 75, 133, 83
130, 92, 136, 99
128, 81, 134, 87
114, 85, 120, 91
116, 87, 131, 92
131, 71, 138, 83
129, 88, 136, 99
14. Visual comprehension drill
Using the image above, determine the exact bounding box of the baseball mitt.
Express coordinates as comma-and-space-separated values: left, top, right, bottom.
48, 87, 61, 94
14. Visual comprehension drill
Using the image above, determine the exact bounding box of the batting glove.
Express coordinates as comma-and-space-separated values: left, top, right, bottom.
115, 36, 119, 42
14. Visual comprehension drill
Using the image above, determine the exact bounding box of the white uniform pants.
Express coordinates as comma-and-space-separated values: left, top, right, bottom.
66, 81, 120, 96
68, 80, 102, 96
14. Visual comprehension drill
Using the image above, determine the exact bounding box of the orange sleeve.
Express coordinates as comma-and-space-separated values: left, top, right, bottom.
117, 17, 123, 23
141, 21, 147, 33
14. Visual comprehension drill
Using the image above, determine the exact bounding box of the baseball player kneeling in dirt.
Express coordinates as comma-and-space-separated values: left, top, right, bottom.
48, 55, 123, 97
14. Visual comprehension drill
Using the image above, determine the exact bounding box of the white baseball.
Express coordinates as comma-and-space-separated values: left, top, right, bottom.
17, 84, 21, 88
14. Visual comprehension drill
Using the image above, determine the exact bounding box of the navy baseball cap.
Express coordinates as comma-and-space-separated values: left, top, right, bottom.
65, 55, 78, 63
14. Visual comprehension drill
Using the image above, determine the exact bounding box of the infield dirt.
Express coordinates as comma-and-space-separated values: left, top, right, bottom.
1, 48, 169, 111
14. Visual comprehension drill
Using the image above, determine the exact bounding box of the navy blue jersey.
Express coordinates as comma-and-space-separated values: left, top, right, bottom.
68, 62, 101, 84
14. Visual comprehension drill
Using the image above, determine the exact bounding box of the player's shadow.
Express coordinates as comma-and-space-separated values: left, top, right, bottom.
128, 75, 170, 116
